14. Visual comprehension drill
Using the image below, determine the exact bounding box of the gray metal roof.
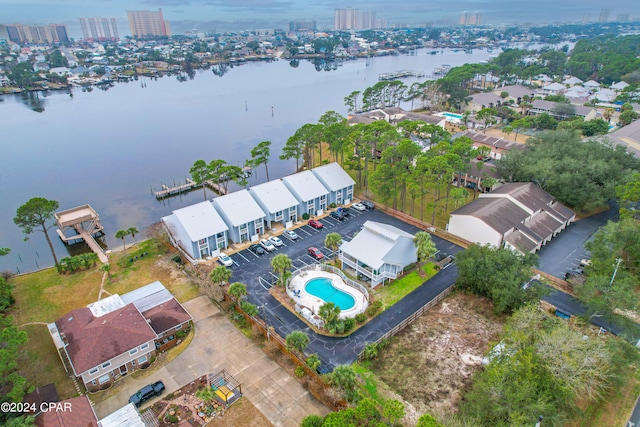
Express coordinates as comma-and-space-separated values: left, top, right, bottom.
282, 170, 329, 202
339, 221, 416, 269
311, 162, 355, 192
212, 189, 267, 227
98, 403, 146, 427
249, 180, 299, 214
121, 281, 173, 312
170, 201, 228, 242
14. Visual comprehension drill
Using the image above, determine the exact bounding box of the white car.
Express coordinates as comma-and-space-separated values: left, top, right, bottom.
352, 202, 366, 211
218, 252, 233, 267
268, 236, 283, 247
283, 229, 299, 240
260, 238, 276, 252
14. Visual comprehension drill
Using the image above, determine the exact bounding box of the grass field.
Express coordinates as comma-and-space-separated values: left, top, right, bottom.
376, 263, 438, 308
8, 238, 200, 399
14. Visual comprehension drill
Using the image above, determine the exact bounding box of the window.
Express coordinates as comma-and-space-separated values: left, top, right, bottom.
92, 380, 97, 386
89, 367, 99, 375
140, 343, 149, 350
101, 361, 111, 369
175, 324, 182, 330
132, 359, 136, 366
129, 348, 138, 356
98, 374, 110, 384
138, 355, 148, 364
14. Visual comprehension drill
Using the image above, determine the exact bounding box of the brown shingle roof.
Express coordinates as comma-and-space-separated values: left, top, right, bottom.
451, 197, 528, 234
142, 298, 192, 335
35, 395, 97, 427
57, 304, 157, 374
504, 230, 539, 252
490, 182, 554, 213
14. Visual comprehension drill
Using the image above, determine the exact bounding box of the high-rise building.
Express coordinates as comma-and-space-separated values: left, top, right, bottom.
78, 17, 119, 41
289, 20, 316, 32
3, 24, 69, 43
127, 9, 170, 38
459, 12, 482, 26
599, 9, 610, 22
334, 8, 382, 30
616, 13, 630, 22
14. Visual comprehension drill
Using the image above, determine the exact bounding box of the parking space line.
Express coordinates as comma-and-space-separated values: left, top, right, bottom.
247, 250, 260, 259
235, 252, 250, 262
297, 227, 313, 236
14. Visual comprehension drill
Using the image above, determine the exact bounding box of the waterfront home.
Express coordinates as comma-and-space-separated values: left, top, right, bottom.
48, 282, 192, 392
282, 170, 330, 217
212, 189, 267, 243
447, 182, 575, 254
311, 162, 356, 206
248, 179, 299, 229
162, 201, 229, 262
339, 220, 417, 288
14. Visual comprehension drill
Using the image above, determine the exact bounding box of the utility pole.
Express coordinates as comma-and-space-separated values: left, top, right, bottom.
610, 258, 623, 286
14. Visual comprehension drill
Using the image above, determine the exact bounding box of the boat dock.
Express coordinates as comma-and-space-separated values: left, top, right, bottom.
155, 167, 252, 199
378, 70, 426, 81
55, 205, 109, 263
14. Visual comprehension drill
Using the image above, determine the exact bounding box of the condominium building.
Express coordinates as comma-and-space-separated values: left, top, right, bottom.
459, 12, 482, 26
334, 8, 384, 30
127, 9, 170, 38
4, 24, 69, 43
78, 17, 119, 41
289, 20, 316, 32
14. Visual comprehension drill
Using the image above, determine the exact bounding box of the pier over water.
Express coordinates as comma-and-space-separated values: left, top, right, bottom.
55, 205, 108, 263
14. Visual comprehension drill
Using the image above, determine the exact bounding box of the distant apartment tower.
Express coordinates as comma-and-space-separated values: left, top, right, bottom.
127, 9, 170, 38
289, 20, 316, 32
4, 24, 69, 43
616, 13, 629, 22
599, 9, 610, 22
0, 25, 9, 42
78, 17, 119, 41
459, 12, 482, 26
334, 7, 382, 30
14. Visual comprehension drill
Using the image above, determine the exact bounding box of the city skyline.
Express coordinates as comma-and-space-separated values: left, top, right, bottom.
1, 0, 639, 38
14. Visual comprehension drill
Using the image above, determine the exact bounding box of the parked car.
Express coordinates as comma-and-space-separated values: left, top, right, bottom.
565, 268, 584, 280
249, 244, 265, 255
580, 258, 592, 268
283, 229, 299, 240
337, 207, 349, 218
308, 247, 325, 260
129, 381, 165, 407
352, 202, 366, 211
308, 219, 324, 229
361, 200, 375, 210
260, 238, 276, 252
217, 252, 233, 267
330, 211, 345, 221
268, 236, 283, 247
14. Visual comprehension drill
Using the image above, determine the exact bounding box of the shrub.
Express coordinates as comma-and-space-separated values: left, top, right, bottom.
240, 301, 259, 316
302, 213, 310, 220
355, 313, 368, 323
307, 354, 321, 371
335, 321, 345, 334
343, 317, 355, 332
366, 300, 383, 317
362, 342, 379, 360
329, 203, 337, 208
295, 366, 306, 377
301, 415, 324, 427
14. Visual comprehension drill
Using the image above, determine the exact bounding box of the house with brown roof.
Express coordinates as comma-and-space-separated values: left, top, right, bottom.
447, 182, 575, 253
529, 99, 597, 121
35, 395, 98, 427
48, 281, 192, 392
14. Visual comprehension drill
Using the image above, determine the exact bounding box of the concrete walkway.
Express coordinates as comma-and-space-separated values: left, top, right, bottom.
93, 296, 329, 426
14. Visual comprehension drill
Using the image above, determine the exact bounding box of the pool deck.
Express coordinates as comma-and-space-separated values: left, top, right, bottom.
288, 269, 368, 320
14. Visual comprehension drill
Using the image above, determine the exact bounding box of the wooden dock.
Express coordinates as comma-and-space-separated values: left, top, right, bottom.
55, 205, 109, 264
155, 168, 252, 199
378, 70, 426, 81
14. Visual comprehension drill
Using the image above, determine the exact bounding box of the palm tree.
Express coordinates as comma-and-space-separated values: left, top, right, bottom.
228, 282, 247, 303
271, 253, 292, 288
127, 227, 139, 245
324, 232, 343, 262
210, 266, 232, 287
115, 229, 129, 255
318, 302, 341, 330
285, 330, 310, 354
100, 263, 111, 280
414, 231, 437, 271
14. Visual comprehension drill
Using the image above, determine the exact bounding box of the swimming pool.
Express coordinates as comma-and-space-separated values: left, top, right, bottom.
441, 112, 463, 119
305, 277, 355, 310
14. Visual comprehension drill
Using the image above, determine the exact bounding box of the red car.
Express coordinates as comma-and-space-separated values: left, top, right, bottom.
308, 219, 323, 229
308, 247, 325, 260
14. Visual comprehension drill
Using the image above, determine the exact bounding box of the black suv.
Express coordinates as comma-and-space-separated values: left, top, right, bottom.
330, 211, 345, 221
129, 380, 165, 407
564, 268, 584, 280
361, 200, 375, 210
249, 244, 265, 255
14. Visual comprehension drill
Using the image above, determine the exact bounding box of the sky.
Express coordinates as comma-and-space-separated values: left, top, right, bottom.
2, 0, 639, 37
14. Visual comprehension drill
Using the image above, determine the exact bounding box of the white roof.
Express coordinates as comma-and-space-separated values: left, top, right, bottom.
339, 221, 416, 270
170, 201, 228, 242
583, 79, 601, 87
121, 281, 173, 312
611, 81, 629, 90
98, 403, 145, 427
562, 76, 583, 85
282, 170, 329, 202
213, 189, 266, 227
249, 180, 299, 214
311, 162, 355, 192
543, 82, 565, 91
87, 294, 125, 317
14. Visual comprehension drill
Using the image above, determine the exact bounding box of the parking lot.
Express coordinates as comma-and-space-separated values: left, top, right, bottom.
225, 204, 463, 369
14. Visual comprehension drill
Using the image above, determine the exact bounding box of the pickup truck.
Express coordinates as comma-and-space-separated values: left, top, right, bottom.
129, 380, 165, 407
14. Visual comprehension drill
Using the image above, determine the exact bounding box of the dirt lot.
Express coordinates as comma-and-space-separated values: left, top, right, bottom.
369, 292, 504, 425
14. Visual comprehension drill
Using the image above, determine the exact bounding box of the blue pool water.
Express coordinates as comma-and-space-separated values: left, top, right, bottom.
442, 112, 463, 119
305, 277, 355, 310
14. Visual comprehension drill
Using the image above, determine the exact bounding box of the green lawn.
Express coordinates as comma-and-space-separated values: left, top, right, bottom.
376, 263, 438, 308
